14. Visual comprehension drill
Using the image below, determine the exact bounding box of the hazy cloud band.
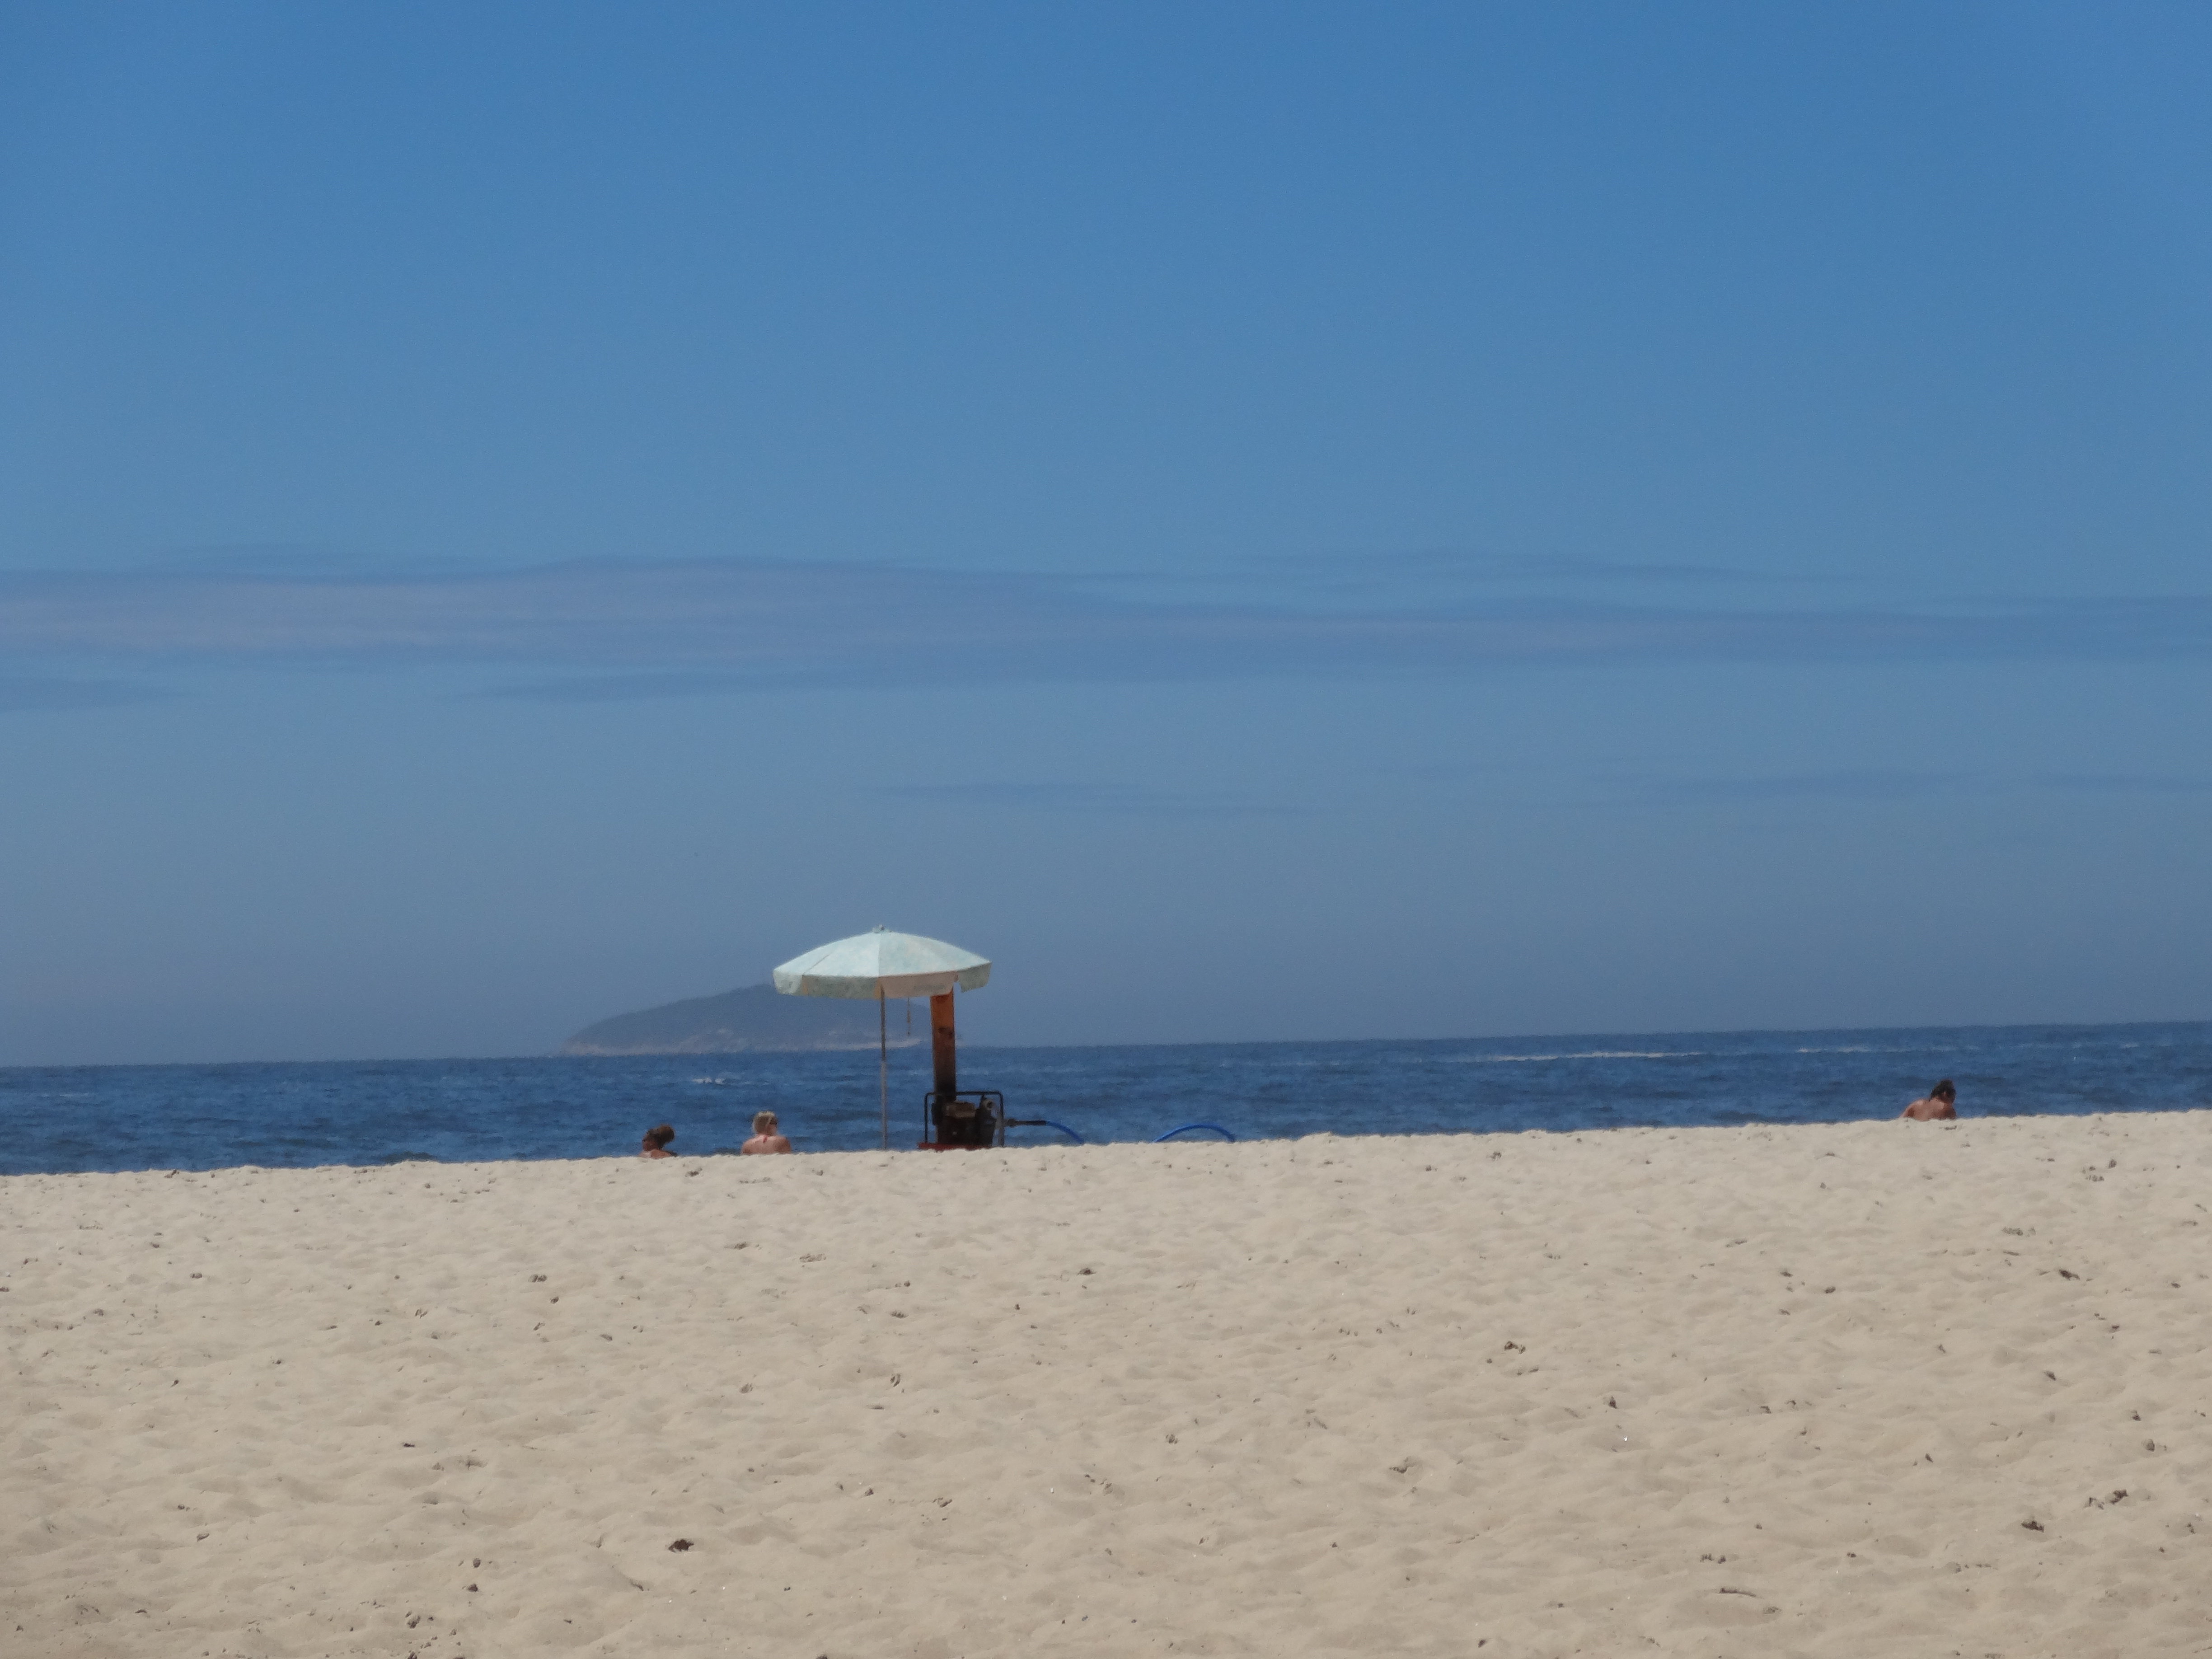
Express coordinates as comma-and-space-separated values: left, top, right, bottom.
3, 561, 2208, 695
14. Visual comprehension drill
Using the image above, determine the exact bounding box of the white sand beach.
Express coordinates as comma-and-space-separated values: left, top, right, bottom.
5, 1112, 2210, 1658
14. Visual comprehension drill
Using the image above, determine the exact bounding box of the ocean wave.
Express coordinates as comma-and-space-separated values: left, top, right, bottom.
1455, 1050, 1705, 1064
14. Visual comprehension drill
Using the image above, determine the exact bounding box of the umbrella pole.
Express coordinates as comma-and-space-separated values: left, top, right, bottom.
878, 987, 888, 1151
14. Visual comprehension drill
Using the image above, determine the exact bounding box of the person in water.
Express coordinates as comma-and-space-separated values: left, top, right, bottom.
741, 1111, 792, 1155
1900, 1080, 1958, 1121
640, 1124, 676, 1158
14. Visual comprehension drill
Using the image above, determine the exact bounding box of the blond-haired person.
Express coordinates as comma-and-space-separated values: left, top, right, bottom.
741, 1111, 793, 1154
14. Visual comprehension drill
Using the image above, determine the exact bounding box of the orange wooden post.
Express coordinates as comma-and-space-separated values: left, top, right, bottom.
930, 991, 958, 1101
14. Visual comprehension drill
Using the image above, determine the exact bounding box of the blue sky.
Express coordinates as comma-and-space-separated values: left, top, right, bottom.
2, 2, 2207, 1064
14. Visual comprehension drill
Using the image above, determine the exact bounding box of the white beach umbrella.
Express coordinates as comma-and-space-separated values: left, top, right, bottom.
772, 927, 991, 1001
773, 927, 992, 1147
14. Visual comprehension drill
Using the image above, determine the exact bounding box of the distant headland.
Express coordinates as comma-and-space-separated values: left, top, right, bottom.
560, 983, 923, 1056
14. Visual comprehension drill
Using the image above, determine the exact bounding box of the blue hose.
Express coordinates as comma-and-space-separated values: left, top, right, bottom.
1012, 1120, 1087, 1144
1152, 1123, 1237, 1142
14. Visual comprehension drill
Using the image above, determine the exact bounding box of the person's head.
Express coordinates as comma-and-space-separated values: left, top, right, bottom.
644, 1124, 675, 1150
752, 1111, 778, 1136
1931, 1080, 1956, 1103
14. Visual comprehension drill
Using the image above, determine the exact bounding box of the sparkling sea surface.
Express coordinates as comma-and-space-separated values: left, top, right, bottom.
3, 1021, 2207, 1176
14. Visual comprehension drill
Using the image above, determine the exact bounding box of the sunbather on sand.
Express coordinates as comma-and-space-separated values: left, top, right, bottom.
1900, 1081, 1957, 1120
640, 1124, 676, 1157
741, 1111, 793, 1154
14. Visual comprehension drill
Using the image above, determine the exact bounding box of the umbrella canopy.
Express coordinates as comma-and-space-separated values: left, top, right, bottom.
772, 926, 992, 1002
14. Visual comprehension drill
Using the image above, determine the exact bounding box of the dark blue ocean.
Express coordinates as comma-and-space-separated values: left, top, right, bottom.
3, 1020, 2207, 1177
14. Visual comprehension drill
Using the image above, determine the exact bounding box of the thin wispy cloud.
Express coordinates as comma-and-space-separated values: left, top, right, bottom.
0, 675, 165, 713
876, 780, 1299, 819
2036, 772, 2212, 796
1607, 770, 2212, 808
2, 559, 2209, 703
1631, 769, 1962, 805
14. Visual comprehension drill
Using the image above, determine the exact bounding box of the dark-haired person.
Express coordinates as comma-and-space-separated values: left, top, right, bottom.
1900, 1080, 1957, 1121
740, 1111, 792, 1155
640, 1124, 676, 1158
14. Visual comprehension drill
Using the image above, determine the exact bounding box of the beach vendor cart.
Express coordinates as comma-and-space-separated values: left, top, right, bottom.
772, 927, 1002, 1151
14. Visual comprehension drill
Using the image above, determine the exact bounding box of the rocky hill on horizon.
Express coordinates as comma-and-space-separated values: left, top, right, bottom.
560, 983, 922, 1056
